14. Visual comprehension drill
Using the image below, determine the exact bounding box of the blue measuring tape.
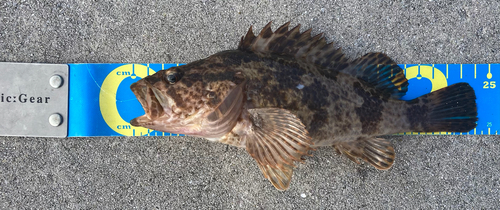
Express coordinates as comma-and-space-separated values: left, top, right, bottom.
68, 63, 499, 137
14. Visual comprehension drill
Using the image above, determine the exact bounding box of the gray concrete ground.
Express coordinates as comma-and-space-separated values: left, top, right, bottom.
1, 0, 500, 209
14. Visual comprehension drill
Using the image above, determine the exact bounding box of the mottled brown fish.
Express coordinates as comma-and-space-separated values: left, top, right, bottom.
130, 22, 478, 190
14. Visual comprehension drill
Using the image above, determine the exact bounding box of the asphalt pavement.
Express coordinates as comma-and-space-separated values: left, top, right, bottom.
1, 0, 499, 209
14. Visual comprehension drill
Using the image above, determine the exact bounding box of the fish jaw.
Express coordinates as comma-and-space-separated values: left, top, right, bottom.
129, 77, 200, 135
130, 114, 205, 136
128, 80, 203, 136
129, 68, 246, 138
130, 78, 173, 120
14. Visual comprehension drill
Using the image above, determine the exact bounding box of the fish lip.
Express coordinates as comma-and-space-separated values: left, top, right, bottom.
130, 118, 139, 126
130, 80, 152, 114
130, 115, 149, 127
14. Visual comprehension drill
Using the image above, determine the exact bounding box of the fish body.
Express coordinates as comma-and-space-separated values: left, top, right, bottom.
130, 22, 478, 190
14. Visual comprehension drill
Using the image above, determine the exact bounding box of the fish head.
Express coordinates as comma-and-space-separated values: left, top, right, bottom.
130, 63, 246, 138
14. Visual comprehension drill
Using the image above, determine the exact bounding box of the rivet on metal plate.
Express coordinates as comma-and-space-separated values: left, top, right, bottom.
49, 74, 64, 88
49, 113, 63, 127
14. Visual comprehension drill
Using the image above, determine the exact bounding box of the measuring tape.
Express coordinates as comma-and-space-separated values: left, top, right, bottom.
400, 64, 498, 135
0, 63, 498, 137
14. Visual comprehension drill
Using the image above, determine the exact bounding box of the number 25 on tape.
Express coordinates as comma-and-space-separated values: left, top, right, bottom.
484, 81, 496, 89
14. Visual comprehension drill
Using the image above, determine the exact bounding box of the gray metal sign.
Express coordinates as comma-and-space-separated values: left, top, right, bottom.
0, 63, 68, 137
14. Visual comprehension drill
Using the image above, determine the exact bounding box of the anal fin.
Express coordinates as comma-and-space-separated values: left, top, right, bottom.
244, 108, 314, 191
334, 137, 395, 170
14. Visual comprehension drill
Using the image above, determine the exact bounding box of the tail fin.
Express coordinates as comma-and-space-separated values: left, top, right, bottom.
407, 83, 478, 132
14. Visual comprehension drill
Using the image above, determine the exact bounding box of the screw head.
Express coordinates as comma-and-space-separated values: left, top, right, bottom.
49, 113, 63, 127
49, 75, 64, 88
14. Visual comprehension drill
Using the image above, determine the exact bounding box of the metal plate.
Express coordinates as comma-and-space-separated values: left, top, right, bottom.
0, 63, 68, 137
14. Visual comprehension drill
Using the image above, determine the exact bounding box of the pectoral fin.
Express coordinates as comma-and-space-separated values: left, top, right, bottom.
201, 81, 245, 139
243, 108, 314, 190
334, 137, 395, 170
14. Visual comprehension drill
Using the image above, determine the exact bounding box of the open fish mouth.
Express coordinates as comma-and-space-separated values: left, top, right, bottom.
129, 79, 172, 126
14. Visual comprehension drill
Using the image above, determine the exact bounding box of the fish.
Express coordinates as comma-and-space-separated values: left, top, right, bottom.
129, 22, 478, 191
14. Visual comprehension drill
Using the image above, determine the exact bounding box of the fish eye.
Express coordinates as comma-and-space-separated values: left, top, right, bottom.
166, 72, 180, 84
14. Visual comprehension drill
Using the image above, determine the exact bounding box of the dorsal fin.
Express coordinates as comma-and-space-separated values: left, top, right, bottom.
342, 52, 409, 99
239, 22, 408, 99
238, 22, 350, 71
